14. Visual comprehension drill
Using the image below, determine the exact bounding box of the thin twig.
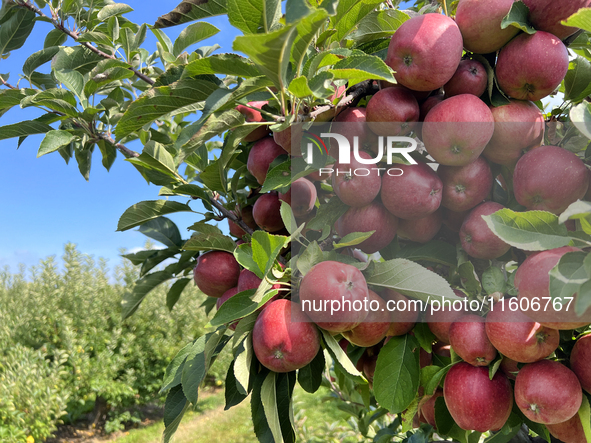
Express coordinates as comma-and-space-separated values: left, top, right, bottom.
308, 80, 378, 119
208, 196, 255, 236
18, 1, 155, 86
0, 76, 17, 90
94, 131, 141, 158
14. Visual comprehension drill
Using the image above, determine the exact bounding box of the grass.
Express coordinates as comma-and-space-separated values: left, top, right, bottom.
111, 386, 360, 443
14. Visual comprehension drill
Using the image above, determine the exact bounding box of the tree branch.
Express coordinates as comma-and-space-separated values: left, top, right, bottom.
93, 131, 141, 158
208, 195, 255, 236
308, 80, 379, 119
18, 1, 155, 86
0, 76, 17, 90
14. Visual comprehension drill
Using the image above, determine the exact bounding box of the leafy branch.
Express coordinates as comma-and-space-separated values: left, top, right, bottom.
16, 0, 155, 86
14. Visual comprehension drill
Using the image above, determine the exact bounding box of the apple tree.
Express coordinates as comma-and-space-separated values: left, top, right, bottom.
4, 0, 591, 442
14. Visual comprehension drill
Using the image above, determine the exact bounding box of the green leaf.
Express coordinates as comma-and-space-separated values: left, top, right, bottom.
482, 208, 573, 251
306, 196, 349, 231
173, 22, 220, 56
577, 395, 591, 443
260, 158, 292, 193
21, 89, 79, 117
0, 9, 35, 55
37, 130, 77, 158
0, 89, 26, 113
117, 200, 194, 231
138, 216, 182, 248
251, 369, 274, 443
367, 259, 458, 304
482, 266, 506, 295
562, 7, 591, 33
183, 232, 236, 252
297, 350, 325, 393
44, 28, 67, 48
251, 230, 290, 276
571, 102, 591, 140
54, 69, 84, 100
374, 334, 420, 413
321, 330, 365, 380
333, 231, 375, 249
234, 335, 254, 394
395, 241, 458, 267
329, 54, 395, 86
127, 141, 178, 179
425, 364, 452, 396
167, 278, 191, 311
77, 31, 113, 47
163, 385, 188, 429
97, 3, 133, 21
280, 200, 297, 235
116, 78, 219, 138
559, 200, 591, 235
233, 25, 298, 89
154, 0, 228, 28
52, 46, 104, 75
288, 75, 314, 98
564, 57, 591, 102
0, 119, 53, 141
501, 1, 536, 34
121, 270, 172, 319
331, 0, 385, 42
292, 9, 330, 76
227, 0, 281, 34
260, 372, 283, 443
296, 241, 327, 276
161, 341, 194, 393
183, 53, 260, 77
224, 364, 248, 409
211, 286, 277, 327
549, 251, 591, 315
349, 9, 410, 44
22, 46, 60, 77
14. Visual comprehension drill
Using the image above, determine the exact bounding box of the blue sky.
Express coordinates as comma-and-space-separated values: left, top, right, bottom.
0, 3, 238, 272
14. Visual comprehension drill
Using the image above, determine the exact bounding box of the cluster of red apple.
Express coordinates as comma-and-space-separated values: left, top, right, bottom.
192, 0, 591, 440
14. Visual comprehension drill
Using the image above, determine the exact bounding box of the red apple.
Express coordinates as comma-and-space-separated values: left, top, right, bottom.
285, 177, 317, 217
521, 0, 591, 39
273, 124, 302, 156
252, 192, 285, 233
252, 299, 320, 372
460, 201, 511, 260
570, 334, 591, 394
496, 31, 569, 101
332, 150, 382, 208
236, 100, 270, 142
455, 0, 520, 54
227, 205, 258, 237
398, 209, 443, 244
385, 13, 463, 91
515, 246, 591, 329
444, 59, 488, 98
298, 261, 369, 332
513, 145, 589, 214
442, 207, 470, 232
247, 137, 286, 185
193, 250, 241, 298
423, 94, 495, 166
329, 107, 370, 158
381, 162, 443, 220
336, 201, 398, 254
483, 100, 545, 166
438, 156, 493, 212
381, 289, 419, 336
546, 414, 587, 443
342, 290, 391, 347
514, 359, 582, 424
425, 289, 468, 344
485, 302, 560, 363
419, 94, 445, 122
449, 314, 497, 366
366, 85, 420, 136
444, 362, 513, 432
420, 389, 443, 428
500, 356, 519, 380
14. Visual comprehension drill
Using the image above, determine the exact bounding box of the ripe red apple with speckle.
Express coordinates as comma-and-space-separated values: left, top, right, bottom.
449, 314, 497, 366
342, 290, 391, 347
247, 137, 286, 185
455, 0, 519, 54
423, 94, 495, 166
332, 150, 381, 208
485, 302, 560, 363
521, 0, 591, 39
444, 362, 513, 432
252, 192, 285, 233
193, 251, 241, 298
546, 414, 587, 443
381, 163, 443, 220
438, 156, 493, 212
570, 334, 591, 394
381, 289, 419, 336
513, 145, 589, 215
460, 201, 511, 260
496, 31, 569, 101
236, 100, 270, 142
366, 85, 420, 136
514, 359, 582, 424
385, 13, 463, 91
398, 209, 442, 244
252, 299, 320, 372
444, 59, 487, 98
298, 261, 369, 332
425, 290, 467, 344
